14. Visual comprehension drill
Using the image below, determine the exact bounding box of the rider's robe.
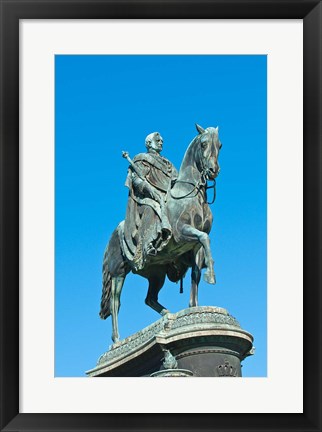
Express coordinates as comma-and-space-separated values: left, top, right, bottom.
120, 152, 178, 271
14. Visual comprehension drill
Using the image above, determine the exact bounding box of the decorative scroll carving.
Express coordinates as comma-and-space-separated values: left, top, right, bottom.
97, 306, 241, 366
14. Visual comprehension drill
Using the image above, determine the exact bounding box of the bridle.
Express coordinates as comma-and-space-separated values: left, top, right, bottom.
170, 136, 218, 204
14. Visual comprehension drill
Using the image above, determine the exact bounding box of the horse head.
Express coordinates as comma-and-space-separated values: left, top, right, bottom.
195, 124, 222, 180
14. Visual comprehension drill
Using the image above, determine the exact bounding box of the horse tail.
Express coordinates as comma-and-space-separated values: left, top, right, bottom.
99, 245, 112, 320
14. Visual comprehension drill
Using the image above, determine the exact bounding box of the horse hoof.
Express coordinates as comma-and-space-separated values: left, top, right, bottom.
160, 308, 170, 316
204, 271, 216, 284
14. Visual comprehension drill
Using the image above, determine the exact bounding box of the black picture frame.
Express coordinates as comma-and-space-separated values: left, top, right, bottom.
1, 1, 321, 431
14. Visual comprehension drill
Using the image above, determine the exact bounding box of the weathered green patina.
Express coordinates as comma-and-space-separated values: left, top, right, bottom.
87, 306, 254, 377
100, 124, 222, 342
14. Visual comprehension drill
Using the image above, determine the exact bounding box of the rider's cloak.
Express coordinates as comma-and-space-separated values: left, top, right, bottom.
120, 152, 178, 271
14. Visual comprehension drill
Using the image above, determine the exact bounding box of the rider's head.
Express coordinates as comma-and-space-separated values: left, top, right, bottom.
145, 132, 163, 154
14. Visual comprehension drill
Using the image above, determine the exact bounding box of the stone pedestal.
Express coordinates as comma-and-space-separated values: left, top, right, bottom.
86, 306, 254, 377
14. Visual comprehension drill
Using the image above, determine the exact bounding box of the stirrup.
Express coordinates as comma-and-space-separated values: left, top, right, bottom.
147, 247, 157, 256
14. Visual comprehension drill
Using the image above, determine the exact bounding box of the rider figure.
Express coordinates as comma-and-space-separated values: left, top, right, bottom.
122, 132, 178, 271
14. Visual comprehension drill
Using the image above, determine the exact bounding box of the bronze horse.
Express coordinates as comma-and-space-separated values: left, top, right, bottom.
100, 124, 222, 342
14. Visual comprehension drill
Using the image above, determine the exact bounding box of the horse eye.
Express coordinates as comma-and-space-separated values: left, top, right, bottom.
201, 141, 207, 148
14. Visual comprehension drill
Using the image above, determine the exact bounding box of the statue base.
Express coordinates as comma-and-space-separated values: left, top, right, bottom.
86, 306, 254, 377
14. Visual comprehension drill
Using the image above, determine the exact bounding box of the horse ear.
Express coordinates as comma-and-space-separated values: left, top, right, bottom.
215, 126, 219, 133
195, 124, 205, 134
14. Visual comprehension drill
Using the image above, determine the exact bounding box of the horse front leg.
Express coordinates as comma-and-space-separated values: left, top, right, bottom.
190, 247, 204, 307
181, 225, 216, 284
111, 275, 125, 343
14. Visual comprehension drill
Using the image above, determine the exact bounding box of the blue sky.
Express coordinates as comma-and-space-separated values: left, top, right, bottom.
55, 55, 267, 377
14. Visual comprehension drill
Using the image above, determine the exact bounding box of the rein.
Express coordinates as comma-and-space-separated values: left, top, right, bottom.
206, 179, 216, 204
170, 136, 218, 204
170, 174, 216, 204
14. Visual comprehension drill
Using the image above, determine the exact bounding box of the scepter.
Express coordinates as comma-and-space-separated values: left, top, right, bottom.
122, 150, 167, 209
122, 151, 145, 181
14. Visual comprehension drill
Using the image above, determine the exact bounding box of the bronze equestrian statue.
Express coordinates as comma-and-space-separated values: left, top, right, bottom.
100, 124, 222, 342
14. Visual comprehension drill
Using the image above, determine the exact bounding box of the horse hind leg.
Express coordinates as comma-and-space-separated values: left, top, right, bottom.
110, 275, 125, 343
145, 272, 169, 316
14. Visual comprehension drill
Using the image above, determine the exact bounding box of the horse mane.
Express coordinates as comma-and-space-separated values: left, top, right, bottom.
178, 134, 200, 175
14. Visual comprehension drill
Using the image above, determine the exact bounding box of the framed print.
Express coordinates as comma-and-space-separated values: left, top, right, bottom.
1, 0, 321, 431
